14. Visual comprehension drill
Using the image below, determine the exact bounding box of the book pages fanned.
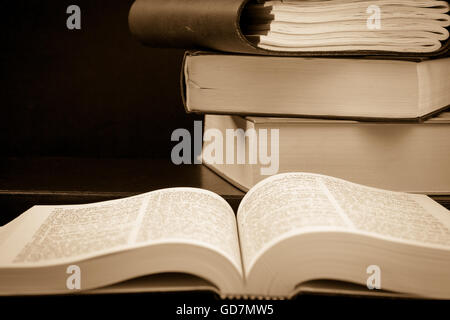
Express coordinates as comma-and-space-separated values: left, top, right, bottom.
245, 0, 450, 52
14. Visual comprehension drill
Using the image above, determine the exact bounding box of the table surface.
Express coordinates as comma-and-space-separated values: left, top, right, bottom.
2, 156, 449, 226
0, 157, 244, 226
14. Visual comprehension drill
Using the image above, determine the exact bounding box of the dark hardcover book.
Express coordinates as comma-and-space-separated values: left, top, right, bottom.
129, 0, 450, 57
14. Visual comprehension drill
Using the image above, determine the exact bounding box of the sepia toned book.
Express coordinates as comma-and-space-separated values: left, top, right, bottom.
243, 0, 450, 53
203, 111, 450, 193
1, 173, 450, 299
129, 0, 450, 56
183, 52, 450, 120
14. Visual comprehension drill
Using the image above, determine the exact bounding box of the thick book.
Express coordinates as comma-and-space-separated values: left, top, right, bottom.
1, 173, 450, 299
129, 0, 450, 57
183, 52, 450, 120
202, 112, 450, 193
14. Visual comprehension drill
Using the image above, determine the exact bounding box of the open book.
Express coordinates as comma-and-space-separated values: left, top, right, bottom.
1, 173, 450, 299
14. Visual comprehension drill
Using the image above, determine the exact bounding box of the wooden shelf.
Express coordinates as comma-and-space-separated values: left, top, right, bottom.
2, 156, 448, 227
0, 157, 244, 226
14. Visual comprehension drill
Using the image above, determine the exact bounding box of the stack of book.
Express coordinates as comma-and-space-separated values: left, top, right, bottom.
130, 0, 450, 194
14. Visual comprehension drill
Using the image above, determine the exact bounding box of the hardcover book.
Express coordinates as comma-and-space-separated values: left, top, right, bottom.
183, 52, 450, 119
202, 112, 450, 193
129, 0, 450, 56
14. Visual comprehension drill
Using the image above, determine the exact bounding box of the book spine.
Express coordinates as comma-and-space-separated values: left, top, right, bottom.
219, 293, 287, 300
128, 0, 258, 54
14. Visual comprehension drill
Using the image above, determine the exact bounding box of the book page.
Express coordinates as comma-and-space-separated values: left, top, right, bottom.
245, 0, 450, 52
237, 173, 450, 273
237, 173, 354, 272
1, 188, 241, 272
5, 194, 147, 264
134, 188, 242, 272
322, 176, 450, 247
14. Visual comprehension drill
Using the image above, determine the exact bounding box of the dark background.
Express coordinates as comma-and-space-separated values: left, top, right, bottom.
0, 0, 200, 158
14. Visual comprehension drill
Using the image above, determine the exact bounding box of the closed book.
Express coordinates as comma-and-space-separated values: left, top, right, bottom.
202, 112, 450, 193
183, 52, 450, 120
129, 0, 450, 56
